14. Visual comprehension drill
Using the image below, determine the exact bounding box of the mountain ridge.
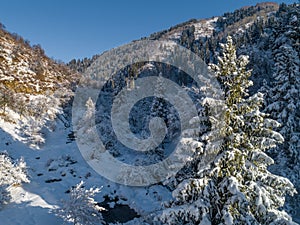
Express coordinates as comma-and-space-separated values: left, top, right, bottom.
0, 25, 79, 147
0, 2, 299, 224
67, 2, 300, 222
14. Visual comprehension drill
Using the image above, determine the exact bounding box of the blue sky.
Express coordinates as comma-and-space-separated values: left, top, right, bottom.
0, 0, 296, 62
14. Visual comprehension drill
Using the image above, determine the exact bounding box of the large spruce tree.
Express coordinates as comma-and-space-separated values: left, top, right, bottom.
156, 36, 297, 225
264, 15, 300, 217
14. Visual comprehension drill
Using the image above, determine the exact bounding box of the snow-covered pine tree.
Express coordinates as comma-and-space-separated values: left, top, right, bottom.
156, 36, 297, 225
54, 181, 105, 225
265, 44, 300, 164
259, 4, 300, 218
264, 42, 300, 218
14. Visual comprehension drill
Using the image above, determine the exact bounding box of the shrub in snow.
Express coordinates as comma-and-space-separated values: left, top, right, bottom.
156, 36, 297, 225
54, 181, 105, 225
0, 152, 29, 209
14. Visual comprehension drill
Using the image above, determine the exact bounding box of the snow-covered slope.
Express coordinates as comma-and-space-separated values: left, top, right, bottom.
0, 27, 77, 147
1, 2, 299, 224
0, 117, 172, 224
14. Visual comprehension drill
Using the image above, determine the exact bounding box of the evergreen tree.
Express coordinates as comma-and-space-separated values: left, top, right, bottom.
264, 42, 300, 218
266, 44, 300, 164
156, 36, 297, 225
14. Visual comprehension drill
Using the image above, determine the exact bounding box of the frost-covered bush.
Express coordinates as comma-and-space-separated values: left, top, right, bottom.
54, 181, 105, 225
0, 152, 29, 186
0, 152, 29, 209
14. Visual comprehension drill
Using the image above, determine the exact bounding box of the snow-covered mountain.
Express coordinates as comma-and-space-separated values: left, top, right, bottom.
0, 26, 78, 147
69, 2, 299, 223
0, 2, 299, 225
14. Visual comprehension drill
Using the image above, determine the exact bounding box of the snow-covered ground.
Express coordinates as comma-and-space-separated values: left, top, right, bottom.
193, 17, 218, 39
166, 17, 218, 42
0, 118, 172, 224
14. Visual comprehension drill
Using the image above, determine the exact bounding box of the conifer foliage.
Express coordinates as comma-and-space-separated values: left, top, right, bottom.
263, 4, 300, 216
266, 44, 300, 164
156, 36, 297, 225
